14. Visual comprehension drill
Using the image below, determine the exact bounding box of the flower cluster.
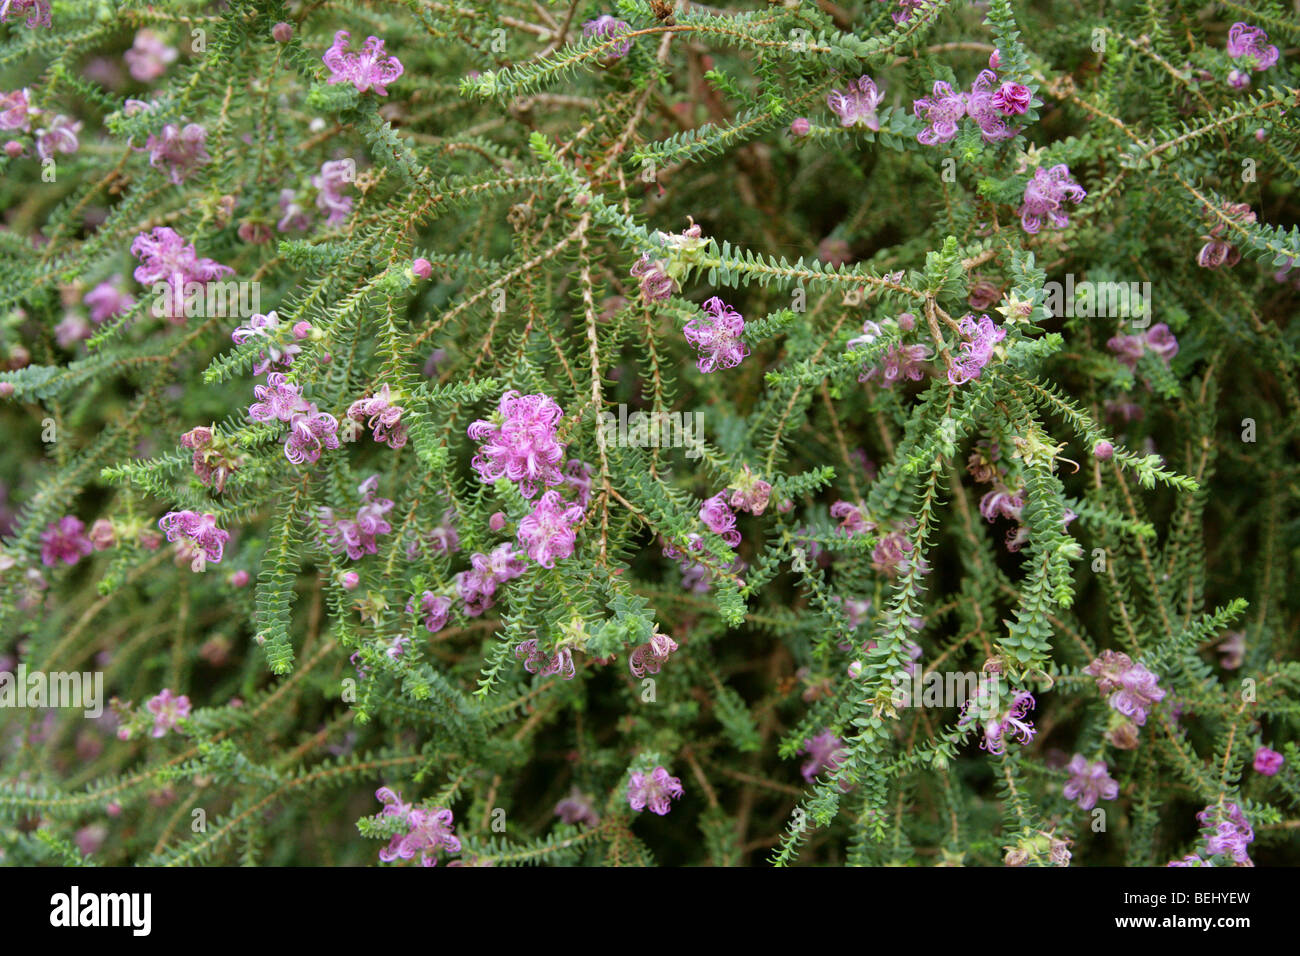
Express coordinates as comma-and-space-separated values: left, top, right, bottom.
913, 66, 1030, 146
1017, 164, 1086, 234
1084, 650, 1167, 726
319, 476, 394, 561
468, 391, 566, 497
322, 31, 404, 95
158, 510, 230, 571
373, 788, 461, 866
683, 297, 748, 373
627, 766, 684, 815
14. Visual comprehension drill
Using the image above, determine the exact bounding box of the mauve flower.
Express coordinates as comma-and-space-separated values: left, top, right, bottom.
374, 789, 461, 866
319, 476, 394, 560
130, 226, 233, 324
247, 371, 306, 423
233, 311, 300, 375
699, 492, 741, 547
284, 406, 339, 464
468, 391, 566, 498
913, 80, 965, 145
827, 75, 884, 131
124, 29, 178, 82
630, 254, 674, 301
277, 189, 312, 232
322, 31, 404, 95
517, 490, 585, 568
958, 678, 1036, 754
1062, 754, 1119, 810
144, 123, 210, 184
347, 384, 407, 449
1198, 803, 1253, 864
1253, 747, 1284, 776
312, 159, 354, 226
0, 88, 34, 131
35, 113, 81, 161
1018, 164, 1086, 234
861, 342, 931, 386
158, 510, 230, 571
627, 766, 684, 815
948, 313, 1005, 385
965, 70, 1015, 142
583, 15, 633, 58
684, 297, 748, 373
629, 631, 678, 677
146, 688, 191, 737
1226, 22, 1278, 72
0, 0, 51, 29
413, 592, 451, 634
992, 81, 1031, 115
515, 639, 576, 680
555, 789, 600, 827
1084, 649, 1166, 725
1217, 631, 1245, 670
84, 276, 135, 323
40, 515, 93, 567
455, 543, 527, 616
800, 730, 847, 782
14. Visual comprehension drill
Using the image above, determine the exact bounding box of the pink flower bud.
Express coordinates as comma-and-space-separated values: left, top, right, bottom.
489, 511, 506, 532
0, 382, 14, 398
1093, 440, 1114, 461
4, 140, 22, 158
790, 117, 810, 136
229, 569, 250, 587
411, 257, 433, 280
341, 571, 360, 590
272, 22, 293, 43
292, 320, 313, 340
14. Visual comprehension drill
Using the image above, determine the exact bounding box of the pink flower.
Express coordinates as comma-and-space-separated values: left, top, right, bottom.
1063, 754, 1119, 810
517, 490, 585, 568
913, 80, 965, 145
319, 476, 394, 560
347, 384, 407, 449
413, 592, 451, 634
40, 515, 93, 567
1084, 650, 1166, 726
1226, 23, 1278, 72
699, 492, 741, 547
515, 639, 576, 680
83, 276, 135, 323
374, 789, 461, 866
35, 113, 81, 161
583, 15, 633, 58
130, 226, 233, 325
322, 31, 404, 96
146, 688, 191, 737
965, 70, 1015, 142
948, 313, 1005, 385
0, 0, 51, 29
0, 88, 34, 131
1017, 164, 1086, 234
124, 29, 178, 82
629, 631, 678, 677
232, 311, 300, 375
683, 297, 748, 373
992, 81, 1031, 115
158, 511, 230, 571
627, 766, 684, 815
827, 75, 884, 130
1253, 747, 1284, 776
800, 730, 847, 783
312, 159, 354, 226
630, 254, 674, 301
145, 123, 210, 184
468, 391, 567, 498
247, 371, 306, 422
283, 405, 338, 464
